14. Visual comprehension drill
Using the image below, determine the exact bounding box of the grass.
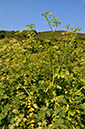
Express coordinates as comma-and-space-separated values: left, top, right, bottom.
35, 31, 85, 40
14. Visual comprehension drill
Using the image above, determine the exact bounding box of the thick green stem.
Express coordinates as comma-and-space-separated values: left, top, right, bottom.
18, 82, 30, 96
47, 18, 53, 31
74, 86, 84, 95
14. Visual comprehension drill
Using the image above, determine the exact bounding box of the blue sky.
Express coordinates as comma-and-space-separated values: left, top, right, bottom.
0, 0, 85, 33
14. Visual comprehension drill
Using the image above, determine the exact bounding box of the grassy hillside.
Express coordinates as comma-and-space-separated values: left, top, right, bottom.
0, 30, 85, 41
35, 31, 85, 41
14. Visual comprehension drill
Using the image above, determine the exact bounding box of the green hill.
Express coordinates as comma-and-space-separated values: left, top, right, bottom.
0, 30, 85, 41
36, 31, 85, 41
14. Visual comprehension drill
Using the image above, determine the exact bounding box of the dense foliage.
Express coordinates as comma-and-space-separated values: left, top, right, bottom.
0, 13, 85, 129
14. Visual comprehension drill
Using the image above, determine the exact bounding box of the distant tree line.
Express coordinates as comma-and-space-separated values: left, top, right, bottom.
0, 30, 37, 39
0, 30, 15, 39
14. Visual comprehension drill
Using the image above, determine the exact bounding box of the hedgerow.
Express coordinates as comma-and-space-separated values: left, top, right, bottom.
0, 12, 85, 129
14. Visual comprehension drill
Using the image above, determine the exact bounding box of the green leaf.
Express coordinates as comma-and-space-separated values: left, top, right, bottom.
59, 110, 65, 118
65, 120, 73, 129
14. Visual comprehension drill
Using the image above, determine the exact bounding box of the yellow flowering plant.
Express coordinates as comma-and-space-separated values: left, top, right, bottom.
0, 12, 85, 129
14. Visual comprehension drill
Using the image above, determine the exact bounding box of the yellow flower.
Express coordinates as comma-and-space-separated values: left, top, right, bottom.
76, 110, 80, 114
49, 124, 53, 127
66, 85, 68, 88
49, 13, 53, 16
69, 99, 72, 103
65, 91, 68, 94
54, 17, 59, 20
66, 104, 69, 110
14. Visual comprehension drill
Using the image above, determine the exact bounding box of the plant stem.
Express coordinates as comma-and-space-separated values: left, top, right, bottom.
47, 18, 53, 31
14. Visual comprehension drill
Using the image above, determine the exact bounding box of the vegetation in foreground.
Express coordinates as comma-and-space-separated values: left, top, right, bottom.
0, 12, 85, 129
